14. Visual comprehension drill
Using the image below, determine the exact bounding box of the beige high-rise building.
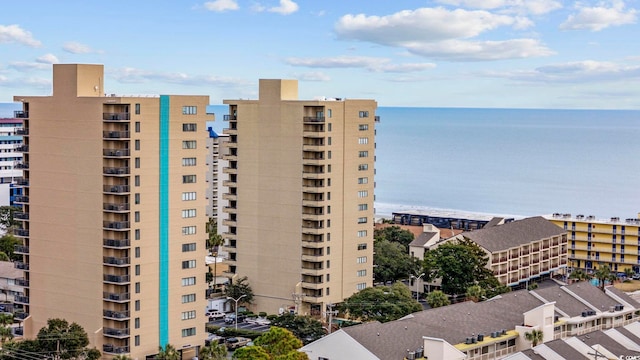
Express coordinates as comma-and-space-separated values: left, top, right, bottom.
221, 79, 377, 316
13, 64, 211, 359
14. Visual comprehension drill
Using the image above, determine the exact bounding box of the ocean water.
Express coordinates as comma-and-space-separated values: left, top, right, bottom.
4, 103, 638, 219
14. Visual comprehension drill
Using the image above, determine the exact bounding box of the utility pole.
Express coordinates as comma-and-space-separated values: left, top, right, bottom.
326, 303, 337, 334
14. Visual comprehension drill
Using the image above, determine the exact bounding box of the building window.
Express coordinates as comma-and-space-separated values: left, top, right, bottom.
357, 270, 367, 277
135, 175, 140, 186
182, 192, 197, 201
182, 123, 197, 131
182, 209, 196, 218
359, 111, 369, 118
135, 229, 140, 240
359, 151, 368, 157
327, 109, 332, 118
326, 287, 330, 296
328, 123, 332, 132
135, 264, 140, 276
358, 204, 368, 211
358, 177, 368, 184
358, 190, 368, 198
135, 139, 140, 150
327, 151, 331, 159
327, 246, 330, 255
182, 106, 197, 115
359, 124, 369, 131
357, 256, 367, 263
182, 242, 196, 251
357, 230, 367, 237
182, 141, 197, 149
135, 157, 140, 169
182, 294, 196, 303
183, 175, 196, 183
358, 164, 368, 171
135, 193, 140, 204
182, 277, 196, 286
135, 122, 140, 132
135, 335, 140, 346
357, 283, 367, 290
358, 137, 368, 144
135, 300, 140, 311
135, 104, 140, 114
182, 157, 197, 166
182, 226, 197, 236
135, 247, 140, 258
134, 211, 140, 222
182, 310, 197, 320
326, 274, 330, 282
182, 327, 196, 337
328, 137, 332, 146
358, 217, 367, 224
358, 243, 367, 250
182, 260, 196, 269
326, 260, 330, 268
135, 282, 140, 293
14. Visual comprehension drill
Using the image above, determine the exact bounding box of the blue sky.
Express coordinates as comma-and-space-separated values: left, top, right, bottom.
1, 0, 639, 109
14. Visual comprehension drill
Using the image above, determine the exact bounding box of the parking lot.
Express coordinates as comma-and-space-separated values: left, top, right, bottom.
207, 317, 272, 332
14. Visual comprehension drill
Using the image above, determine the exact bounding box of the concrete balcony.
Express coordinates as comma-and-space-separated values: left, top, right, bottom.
103, 274, 131, 284
103, 309, 130, 321
103, 327, 130, 339
103, 292, 130, 303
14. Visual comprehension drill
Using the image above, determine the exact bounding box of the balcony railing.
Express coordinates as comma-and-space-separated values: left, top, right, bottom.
103, 327, 130, 337
103, 113, 131, 121
104, 274, 130, 283
14, 229, 29, 237
15, 128, 28, 135
14, 245, 29, 254
14, 312, 29, 320
303, 117, 325, 123
103, 185, 130, 193
103, 256, 130, 266
223, 115, 236, 121
15, 278, 29, 287
13, 212, 28, 220
15, 295, 29, 304
103, 149, 131, 157
103, 131, 130, 139
104, 203, 130, 211
103, 167, 130, 175
14, 162, 29, 169
14, 178, 28, 186
103, 292, 131, 302
103, 238, 130, 248
14, 262, 29, 271
14, 111, 28, 119
14, 145, 28, 152
103, 221, 130, 230
104, 309, 131, 320
103, 344, 130, 354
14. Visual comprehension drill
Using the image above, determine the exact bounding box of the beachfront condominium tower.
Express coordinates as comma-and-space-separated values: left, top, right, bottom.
221, 79, 377, 316
13, 64, 211, 359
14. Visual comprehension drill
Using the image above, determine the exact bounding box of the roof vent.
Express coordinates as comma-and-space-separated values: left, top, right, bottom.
407, 350, 415, 360
501, 329, 506, 335
477, 334, 484, 342
615, 304, 624, 311
609, 306, 616, 313
415, 347, 424, 358
465, 337, 472, 344
491, 332, 498, 338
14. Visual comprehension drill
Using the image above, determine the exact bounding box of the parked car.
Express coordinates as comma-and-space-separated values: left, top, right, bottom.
224, 313, 246, 324
633, 273, 640, 280
207, 310, 225, 321
255, 317, 271, 326
205, 333, 224, 346
225, 336, 251, 350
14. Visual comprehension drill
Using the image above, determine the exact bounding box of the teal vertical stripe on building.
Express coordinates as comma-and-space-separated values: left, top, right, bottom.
159, 95, 170, 346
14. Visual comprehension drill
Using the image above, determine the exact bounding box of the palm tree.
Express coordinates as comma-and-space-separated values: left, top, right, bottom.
465, 285, 485, 302
207, 218, 225, 293
157, 344, 180, 360
199, 340, 227, 360
624, 268, 634, 280
594, 265, 614, 291
426, 290, 450, 308
569, 269, 590, 282
525, 329, 543, 347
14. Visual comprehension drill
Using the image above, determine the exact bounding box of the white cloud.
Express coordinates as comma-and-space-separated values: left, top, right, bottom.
335, 8, 523, 44
0, 24, 41, 47
8, 61, 51, 71
435, 0, 562, 15
404, 39, 554, 61
293, 71, 331, 81
63, 41, 97, 54
489, 60, 640, 82
285, 55, 436, 72
560, 1, 637, 31
268, 0, 298, 15
110, 67, 248, 87
36, 54, 59, 64
203, 0, 239, 12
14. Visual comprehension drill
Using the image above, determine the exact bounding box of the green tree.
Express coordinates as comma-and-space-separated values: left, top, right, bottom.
426, 290, 450, 308
199, 340, 227, 360
339, 282, 422, 323
0, 234, 20, 261
423, 238, 496, 296
624, 268, 634, 280
525, 329, 544, 347
232, 345, 270, 360
36, 318, 91, 359
207, 218, 225, 291
270, 313, 325, 344
569, 269, 590, 281
594, 265, 616, 291
373, 238, 422, 284
374, 226, 414, 251
0, 312, 13, 346
253, 327, 308, 359
0, 206, 20, 234
225, 276, 254, 305
112, 355, 133, 360
465, 285, 485, 302
157, 343, 180, 360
